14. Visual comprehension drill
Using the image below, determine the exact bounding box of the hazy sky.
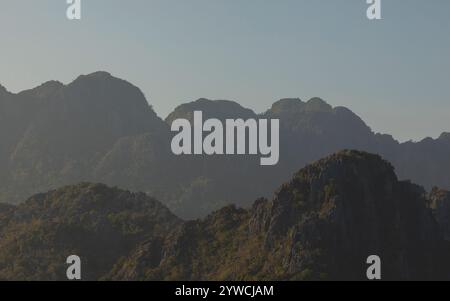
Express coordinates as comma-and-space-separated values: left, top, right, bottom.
1, 0, 449, 142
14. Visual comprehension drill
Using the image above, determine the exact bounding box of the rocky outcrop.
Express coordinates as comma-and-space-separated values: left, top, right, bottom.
0, 183, 181, 281
429, 187, 450, 240
0, 151, 448, 281
251, 151, 443, 280
109, 151, 448, 281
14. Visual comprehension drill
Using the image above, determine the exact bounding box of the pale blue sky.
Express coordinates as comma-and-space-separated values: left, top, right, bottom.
1, 0, 449, 141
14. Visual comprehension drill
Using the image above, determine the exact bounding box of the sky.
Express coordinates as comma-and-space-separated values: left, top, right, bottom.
0, 0, 449, 142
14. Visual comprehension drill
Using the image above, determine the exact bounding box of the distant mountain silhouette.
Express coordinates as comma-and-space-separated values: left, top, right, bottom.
0, 72, 449, 218
0, 72, 168, 207
1, 151, 449, 280
165, 98, 257, 124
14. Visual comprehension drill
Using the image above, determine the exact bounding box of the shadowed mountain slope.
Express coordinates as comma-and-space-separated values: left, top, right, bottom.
110, 151, 448, 281
1, 151, 448, 280
0, 73, 449, 219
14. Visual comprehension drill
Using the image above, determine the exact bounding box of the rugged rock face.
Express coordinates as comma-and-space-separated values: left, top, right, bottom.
429, 188, 450, 240
109, 151, 447, 281
0, 183, 181, 281
252, 151, 443, 280
0, 151, 448, 281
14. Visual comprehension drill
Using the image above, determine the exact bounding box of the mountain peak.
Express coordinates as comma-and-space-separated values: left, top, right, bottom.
21, 80, 65, 99
438, 132, 450, 142
67, 71, 151, 108
84, 71, 113, 79
107, 150, 445, 281
192, 98, 241, 107
166, 98, 256, 123
70, 71, 118, 87
41, 80, 64, 88
305, 97, 333, 112
277, 98, 303, 103
251, 149, 441, 280
292, 150, 397, 186
0, 182, 181, 280
265, 98, 306, 117
266, 97, 333, 116
0, 83, 9, 95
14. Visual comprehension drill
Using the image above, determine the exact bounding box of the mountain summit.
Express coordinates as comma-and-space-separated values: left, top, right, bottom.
0, 72, 167, 207
0, 72, 449, 219
165, 98, 256, 124
0, 151, 448, 281
20, 80, 65, 99
0, 183, 181, 281
108, 151, 448, 281
0, 84, 8, 95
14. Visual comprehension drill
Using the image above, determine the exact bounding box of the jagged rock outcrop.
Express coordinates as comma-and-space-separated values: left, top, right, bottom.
429, 188, 450, 240
0, 151, 448, 281
0, 183, 181, 281
109, 151, 448, 281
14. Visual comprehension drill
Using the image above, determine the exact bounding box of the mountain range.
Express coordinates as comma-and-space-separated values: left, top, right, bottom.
0, 72, 449, 219
0, 150, 449, 280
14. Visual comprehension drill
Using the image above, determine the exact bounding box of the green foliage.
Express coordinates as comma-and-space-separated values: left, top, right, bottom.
0, 183, 180, 280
